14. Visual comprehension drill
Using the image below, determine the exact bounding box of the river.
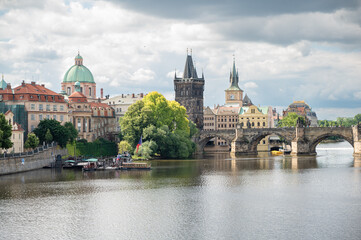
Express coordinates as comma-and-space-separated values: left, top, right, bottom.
0, 141, 361, 240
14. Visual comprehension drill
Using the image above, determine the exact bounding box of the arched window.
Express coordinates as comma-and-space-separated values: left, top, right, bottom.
89, 87, 92, 96
263, 122, 266, 127
67, 87, 71, 95
252, 122, 254, 127
257, 122, 260, 127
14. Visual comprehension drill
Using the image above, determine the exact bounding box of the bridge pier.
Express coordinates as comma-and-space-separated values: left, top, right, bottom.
291, 127, 314, 155
352, 125, 361, 157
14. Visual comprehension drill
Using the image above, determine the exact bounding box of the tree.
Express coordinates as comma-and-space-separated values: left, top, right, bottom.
45, 129, 53, 143
33, 119, 70, 147
118, 140, 132, 154
278, 113, 306, 127
119, 91, 195, 158
0, 113, 13, 149
24, 133, 39, 149
64, 122, 78, 143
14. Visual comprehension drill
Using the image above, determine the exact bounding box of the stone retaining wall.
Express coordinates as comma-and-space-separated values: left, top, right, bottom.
0, 146, 68, 175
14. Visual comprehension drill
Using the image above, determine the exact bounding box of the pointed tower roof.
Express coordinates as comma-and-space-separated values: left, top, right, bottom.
0, 74, 7, 89
243, 94, 253, 106
183, 54, 198, 79
226, 58, 242, 91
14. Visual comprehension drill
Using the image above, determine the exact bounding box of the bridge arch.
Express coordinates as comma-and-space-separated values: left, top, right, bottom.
197, 130, 236, 153
248, 132, 293, 152
309, 133, 354, 154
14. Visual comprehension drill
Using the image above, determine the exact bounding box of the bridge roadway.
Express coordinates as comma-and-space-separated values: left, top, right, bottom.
195, 125, 361, 156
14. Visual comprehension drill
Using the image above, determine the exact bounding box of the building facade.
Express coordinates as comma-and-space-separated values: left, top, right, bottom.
174, 52, 205, 129
0, 81, 69, 132
68, 82, 117, 142
283, 100, 318, 127
102, 93, 145, 132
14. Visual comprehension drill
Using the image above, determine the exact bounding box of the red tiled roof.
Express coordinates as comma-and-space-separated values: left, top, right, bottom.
14, 83, 59, 95
68, 91, 88, 103
89, 102, 112, 108
4, 110, 12, 115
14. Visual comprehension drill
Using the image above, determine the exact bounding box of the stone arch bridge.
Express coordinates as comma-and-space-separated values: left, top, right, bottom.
195, 125, 361, 156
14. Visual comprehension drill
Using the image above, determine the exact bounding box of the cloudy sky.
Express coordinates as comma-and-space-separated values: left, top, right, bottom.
0, 0, 360, 120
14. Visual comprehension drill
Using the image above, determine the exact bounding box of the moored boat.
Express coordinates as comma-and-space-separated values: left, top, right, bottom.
121, 162, 151, 170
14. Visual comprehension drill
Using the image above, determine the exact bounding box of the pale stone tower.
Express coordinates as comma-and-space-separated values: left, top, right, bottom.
174, 51, 205, 129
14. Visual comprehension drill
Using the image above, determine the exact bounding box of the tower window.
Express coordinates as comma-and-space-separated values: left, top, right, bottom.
89, 87, 92, 96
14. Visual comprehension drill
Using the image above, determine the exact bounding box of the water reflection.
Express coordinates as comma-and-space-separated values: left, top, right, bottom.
0, 142, 361, 240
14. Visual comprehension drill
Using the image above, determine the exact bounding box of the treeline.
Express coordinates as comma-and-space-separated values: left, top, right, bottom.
318, 114, 361, 127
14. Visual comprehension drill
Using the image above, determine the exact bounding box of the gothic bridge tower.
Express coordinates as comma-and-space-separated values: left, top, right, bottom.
174, 51, 205, 129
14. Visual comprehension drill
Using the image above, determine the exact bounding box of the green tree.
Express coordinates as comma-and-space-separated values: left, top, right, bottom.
0, 113, 13, 149
278, 113, 306, 127
354, 114, 361, 124
64, 122, 78, 143
118, 140, 132, 154
24, 133, 40, 149
45, 129, 53, 143
33, 119, 70, 147
119, 91, 195, 158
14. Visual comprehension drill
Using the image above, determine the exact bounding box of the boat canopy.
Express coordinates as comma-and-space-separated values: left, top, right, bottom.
84, 158, 98, 162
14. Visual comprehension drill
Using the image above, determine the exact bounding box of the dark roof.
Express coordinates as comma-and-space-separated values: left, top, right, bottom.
183, 54, 198, 79
243, 94, 253, 106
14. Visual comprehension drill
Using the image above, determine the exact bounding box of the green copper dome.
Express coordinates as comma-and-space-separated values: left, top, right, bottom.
63, 53, 95, 83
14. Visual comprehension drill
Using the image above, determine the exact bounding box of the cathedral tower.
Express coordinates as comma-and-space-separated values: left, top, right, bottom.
174, 51, 205, 129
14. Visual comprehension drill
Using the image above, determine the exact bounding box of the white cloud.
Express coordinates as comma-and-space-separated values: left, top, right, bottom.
0, 0, 360, 120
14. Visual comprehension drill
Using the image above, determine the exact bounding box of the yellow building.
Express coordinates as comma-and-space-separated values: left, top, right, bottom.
239, 105, 274, 151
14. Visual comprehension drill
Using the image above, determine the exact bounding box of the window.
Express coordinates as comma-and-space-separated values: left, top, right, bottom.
60, 115, 64, 122
251, 109, 255, 113
31, 114, 35, 121
39, 114, 43, 121
53, 105, 57, 111
77, 118, 81, 132
39, 104, 43, 111
67, 87, 71, 95
263, 122, 266, 127
31, 104, 35, 110
46, 115, 50, 119
89, 87, 92, 96
46, 105, 50, 111
53, 115, 57, 120
257, 122, 260, 127
31, 125, 35, 131
60, 105, 64, 111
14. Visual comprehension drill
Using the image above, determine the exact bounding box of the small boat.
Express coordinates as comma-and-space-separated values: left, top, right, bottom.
271, 150, 282, 155
63, 160, 76, 168
121, 162, 151, 170
280, 149, 291, 155
82, 158, 98, 171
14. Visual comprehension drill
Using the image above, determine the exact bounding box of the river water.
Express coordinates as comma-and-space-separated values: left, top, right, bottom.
0, 141, 361, 240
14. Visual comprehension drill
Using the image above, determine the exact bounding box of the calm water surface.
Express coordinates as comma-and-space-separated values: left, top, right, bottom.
1, 142, 361, 240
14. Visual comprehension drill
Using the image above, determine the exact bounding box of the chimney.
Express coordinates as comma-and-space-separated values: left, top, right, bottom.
41, 84, 45, 87
132, 93, 135, 98
101, 88, 103, 99
7, 83, 11, 89
22, 80, 26, 86
122, 94, 124, 98
140, 93, 143, 98
31, 81, 36, 86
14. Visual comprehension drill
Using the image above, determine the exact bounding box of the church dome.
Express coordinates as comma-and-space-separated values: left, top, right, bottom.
63, 53, 95, 83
